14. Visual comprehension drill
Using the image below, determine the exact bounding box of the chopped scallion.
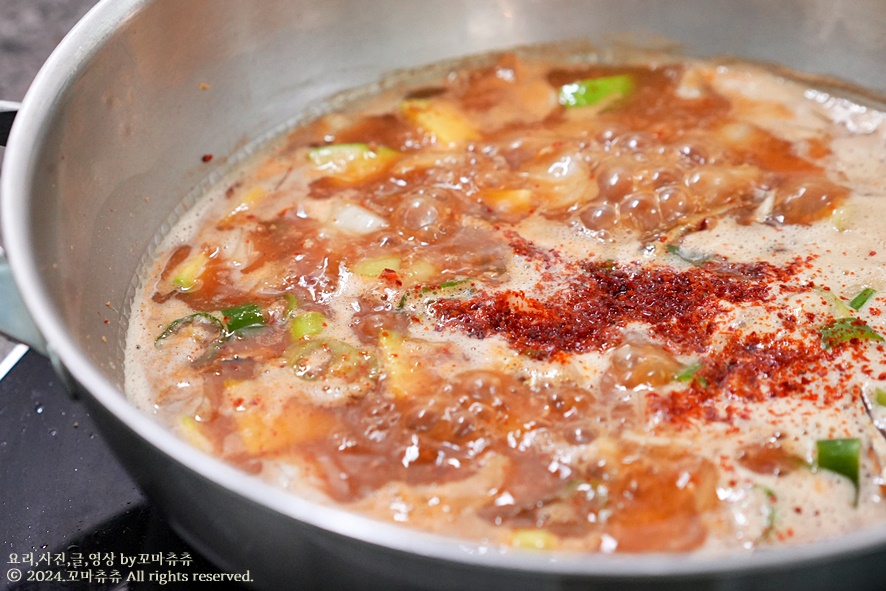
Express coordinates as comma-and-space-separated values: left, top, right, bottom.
753, 484, 778, 541
437, 278, 469, 290
820, 317, 884, 349
559, 75, 634, 108
675, 361, 702, 382
283, 293, 299, 320
815, 438, 860, 502
222, 303, 265, 334
876, 388, 886, 407
815, 287, 854, 319
155, 312, 225, 345
397, 277, 472, 310
849, 287, 876, 310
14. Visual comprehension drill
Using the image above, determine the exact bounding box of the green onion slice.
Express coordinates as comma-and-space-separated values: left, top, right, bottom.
307, 142, 394, 166
558, 74, 634, 108
876, 388, 886, 407
397, 277, 473, 310
753, 484, 778, 541
290, 311, 326, 341
675, 361, 702, 382
437, 278, 470, 290
820, 317, 884, 349
155, 312, 225, 345
816, 287, 854, 319
816, 438, 860, 501
849, 288, 877, 311
283, 293, 299, 320
222, 303, 265, 334
287, 338, 376, 381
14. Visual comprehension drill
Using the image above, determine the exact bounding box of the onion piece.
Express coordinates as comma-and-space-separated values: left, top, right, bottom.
330, 203, 389, 234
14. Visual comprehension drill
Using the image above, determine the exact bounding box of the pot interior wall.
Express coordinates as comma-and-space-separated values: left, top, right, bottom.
24, 0, 886, 384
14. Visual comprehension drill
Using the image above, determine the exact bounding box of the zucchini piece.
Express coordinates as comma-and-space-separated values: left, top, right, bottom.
307, 143, 400, 183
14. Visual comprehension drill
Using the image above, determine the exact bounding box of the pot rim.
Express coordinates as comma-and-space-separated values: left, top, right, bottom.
4, 0, 886, 579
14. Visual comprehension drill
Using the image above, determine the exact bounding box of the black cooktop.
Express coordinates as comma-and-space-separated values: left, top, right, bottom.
0, 350, 243, 591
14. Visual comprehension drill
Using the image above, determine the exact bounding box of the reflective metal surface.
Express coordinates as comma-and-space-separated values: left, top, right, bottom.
3, 1, 886, 589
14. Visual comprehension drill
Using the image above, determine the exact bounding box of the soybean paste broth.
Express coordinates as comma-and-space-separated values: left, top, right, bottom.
125, 51, 886, 553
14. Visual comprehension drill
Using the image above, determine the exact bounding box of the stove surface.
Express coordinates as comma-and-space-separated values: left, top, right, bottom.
0, 351, 244, 591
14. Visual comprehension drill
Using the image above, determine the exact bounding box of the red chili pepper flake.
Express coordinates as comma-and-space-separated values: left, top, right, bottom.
202, 154, 214, 163
504, 230, 553, 263
870, 251, 877, 257
379, 268, 402, 286
651, 331, 839, 423
434, 258, 796, 358
433, 255, 854, 426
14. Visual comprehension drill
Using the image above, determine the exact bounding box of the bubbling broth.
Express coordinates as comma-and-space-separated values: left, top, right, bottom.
126, 49, 886, 553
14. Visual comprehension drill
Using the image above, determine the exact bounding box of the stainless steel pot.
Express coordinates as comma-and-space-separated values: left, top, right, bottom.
4, 1, 886, 589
